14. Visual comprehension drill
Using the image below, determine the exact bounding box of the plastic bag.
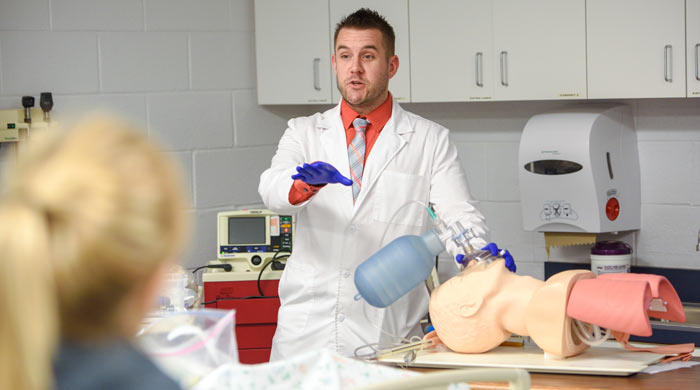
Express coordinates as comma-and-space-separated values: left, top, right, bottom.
138, 309, 238, 389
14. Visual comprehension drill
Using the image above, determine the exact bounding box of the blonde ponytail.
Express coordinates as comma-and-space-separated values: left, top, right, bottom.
0, 201, 59, 390
0, 115, 189, 390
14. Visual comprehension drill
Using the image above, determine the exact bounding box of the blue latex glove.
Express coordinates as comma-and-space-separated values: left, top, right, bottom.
291, 161, 352, 186
482, 243, 516, 273
455, 243, 516, 273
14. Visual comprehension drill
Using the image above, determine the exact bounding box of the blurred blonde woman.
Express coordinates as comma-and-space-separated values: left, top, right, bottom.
0, 116, 189, 389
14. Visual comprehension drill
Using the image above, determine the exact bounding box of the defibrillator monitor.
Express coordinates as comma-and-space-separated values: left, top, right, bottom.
217, 209, 293, 267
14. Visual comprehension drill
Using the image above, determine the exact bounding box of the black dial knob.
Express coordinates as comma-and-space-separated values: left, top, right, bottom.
22, 96, 34, 123
40, 92, 53, 122
22, 96, 34, 108
251, 255, 262, 266
40, 92, 53, 112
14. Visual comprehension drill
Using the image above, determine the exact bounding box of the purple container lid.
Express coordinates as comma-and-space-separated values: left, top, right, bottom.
591, 241, 632, 255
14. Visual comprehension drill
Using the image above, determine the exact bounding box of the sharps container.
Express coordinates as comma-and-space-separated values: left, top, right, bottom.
590, 241, 632, 275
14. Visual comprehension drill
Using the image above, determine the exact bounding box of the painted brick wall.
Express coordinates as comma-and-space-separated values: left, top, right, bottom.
2, 1, 699, 278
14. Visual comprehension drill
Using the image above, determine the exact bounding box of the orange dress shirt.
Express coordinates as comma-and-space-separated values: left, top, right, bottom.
288, 94, 393, 204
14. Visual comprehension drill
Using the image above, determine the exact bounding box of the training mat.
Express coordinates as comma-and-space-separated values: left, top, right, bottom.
378, 344, 664, 376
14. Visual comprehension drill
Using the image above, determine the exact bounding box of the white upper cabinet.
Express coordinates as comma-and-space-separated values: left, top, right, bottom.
254, 0, 332, 104
409, 0, 494, 102
409, 0, 585, 102
329, 0, 411, 104
587, 0, 686, 99
492, 0, 586, 101
254, 0, 692, 104
688, 0, 700, 98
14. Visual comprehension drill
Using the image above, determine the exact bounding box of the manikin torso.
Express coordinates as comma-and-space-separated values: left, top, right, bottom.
524, 269, 595, 357
427, 259, 688, 359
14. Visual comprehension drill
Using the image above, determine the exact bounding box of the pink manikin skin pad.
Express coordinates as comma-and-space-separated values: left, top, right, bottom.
566, 273, 685, 337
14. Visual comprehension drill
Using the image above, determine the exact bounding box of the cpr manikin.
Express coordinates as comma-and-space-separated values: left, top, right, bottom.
426, 259, 693, 359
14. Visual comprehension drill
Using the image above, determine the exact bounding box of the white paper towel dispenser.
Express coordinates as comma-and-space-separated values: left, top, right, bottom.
518, 105, 640, 233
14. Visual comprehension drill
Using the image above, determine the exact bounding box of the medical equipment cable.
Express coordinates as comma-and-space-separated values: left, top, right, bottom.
191, 263, 233, 274
190, 264, 232, 301
572, 318, 611, 346
354, 201, 442, 360
201, 295, 276, 305
196, 255, 288, 305
363, 200, 431, 338
353, 294, 427, 361
257, 252, 289, 296
378, 200, 431, 247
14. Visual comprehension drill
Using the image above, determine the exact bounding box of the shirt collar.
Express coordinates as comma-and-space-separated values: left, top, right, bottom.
341, 93, 393, 131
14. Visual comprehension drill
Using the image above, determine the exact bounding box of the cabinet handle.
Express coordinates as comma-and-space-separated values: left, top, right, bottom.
664, 45, 672, 82
695, 43, 700, 81
313, 58, 321, 91
500, 51, 509, 87
475, 52, 483, 87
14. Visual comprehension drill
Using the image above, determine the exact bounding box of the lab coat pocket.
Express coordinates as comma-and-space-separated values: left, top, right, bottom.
373, 170, 430, 227
276, 260, 315, 337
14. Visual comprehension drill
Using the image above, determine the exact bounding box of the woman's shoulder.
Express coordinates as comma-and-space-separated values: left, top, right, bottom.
54, 338, 180, 390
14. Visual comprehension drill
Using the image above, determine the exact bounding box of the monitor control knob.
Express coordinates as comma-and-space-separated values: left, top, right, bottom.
251, 255, 262, 266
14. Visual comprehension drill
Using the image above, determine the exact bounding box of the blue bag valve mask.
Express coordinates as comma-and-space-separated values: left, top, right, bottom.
354, 228, 444, 308
354, 205, 514, 308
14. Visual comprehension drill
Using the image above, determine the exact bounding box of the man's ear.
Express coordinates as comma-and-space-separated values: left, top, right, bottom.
459, 296, 483, 318
388, 55, 399, 79
331, 54, 337, 75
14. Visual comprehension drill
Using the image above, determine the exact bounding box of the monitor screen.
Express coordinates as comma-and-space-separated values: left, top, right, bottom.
228, 217, 266, 245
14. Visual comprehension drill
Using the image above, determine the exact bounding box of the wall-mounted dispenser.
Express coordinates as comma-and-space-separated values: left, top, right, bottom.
518, 105, 640, 252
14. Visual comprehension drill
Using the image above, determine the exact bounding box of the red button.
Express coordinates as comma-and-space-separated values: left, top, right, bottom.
606, 197, 620, 221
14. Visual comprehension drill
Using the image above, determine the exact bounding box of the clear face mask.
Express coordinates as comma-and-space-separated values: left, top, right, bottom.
428, 210, 500, 270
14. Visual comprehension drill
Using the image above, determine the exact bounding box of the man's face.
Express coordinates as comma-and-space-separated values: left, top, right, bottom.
332, 28, 398, 114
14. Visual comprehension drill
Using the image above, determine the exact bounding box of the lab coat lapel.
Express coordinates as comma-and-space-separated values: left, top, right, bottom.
355, 101, 413, 209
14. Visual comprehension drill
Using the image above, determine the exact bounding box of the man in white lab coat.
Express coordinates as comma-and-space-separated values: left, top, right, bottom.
258, 8, 490, 361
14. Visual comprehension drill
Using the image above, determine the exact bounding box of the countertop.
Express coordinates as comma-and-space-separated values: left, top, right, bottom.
408, 358, 700, 390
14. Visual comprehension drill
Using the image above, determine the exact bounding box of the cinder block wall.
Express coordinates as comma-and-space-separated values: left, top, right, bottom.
2, 1, 700, 278
0, 0, 323, 269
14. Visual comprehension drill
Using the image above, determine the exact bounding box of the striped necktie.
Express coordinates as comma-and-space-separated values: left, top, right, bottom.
348, 117, 369, 202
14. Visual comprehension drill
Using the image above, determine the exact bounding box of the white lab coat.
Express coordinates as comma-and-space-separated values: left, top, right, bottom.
258, 100, 489, 360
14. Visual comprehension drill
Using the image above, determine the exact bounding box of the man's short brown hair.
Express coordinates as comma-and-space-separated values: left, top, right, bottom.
334, 8, 395, 58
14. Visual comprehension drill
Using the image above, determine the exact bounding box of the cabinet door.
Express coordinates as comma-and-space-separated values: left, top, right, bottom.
329, 0, 411, 104
254, 0, 332, 104
409, 0, 494, 102
587, 0, 685, 99
688, 0, 700, 98
492, 0, 586, 101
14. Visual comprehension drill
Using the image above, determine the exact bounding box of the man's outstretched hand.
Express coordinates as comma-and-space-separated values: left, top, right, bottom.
291, 161, 352, 186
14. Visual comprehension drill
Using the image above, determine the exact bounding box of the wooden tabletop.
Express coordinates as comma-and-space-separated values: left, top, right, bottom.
410, 358, 700, 390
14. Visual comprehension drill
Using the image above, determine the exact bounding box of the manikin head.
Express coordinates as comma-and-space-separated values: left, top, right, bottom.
429, 259, 517, 353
